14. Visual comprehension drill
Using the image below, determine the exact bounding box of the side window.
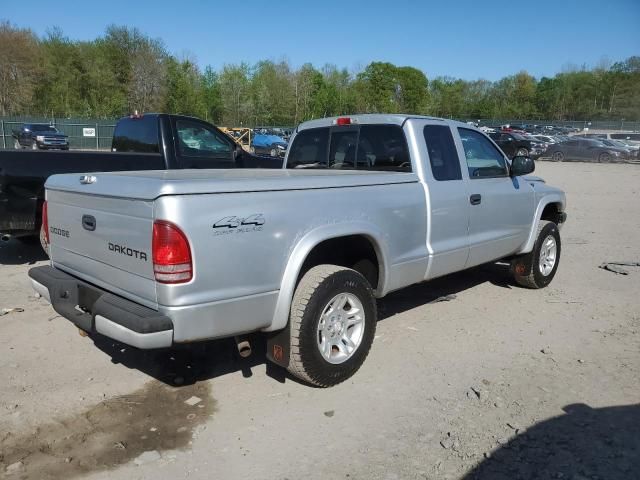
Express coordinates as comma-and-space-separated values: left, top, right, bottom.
423, 125, 462, 181
286, 128, 329, 168
356, 125, 411, 172
176, 120, 233, 160
458, 128, 508, 178
112, 117, 160, 153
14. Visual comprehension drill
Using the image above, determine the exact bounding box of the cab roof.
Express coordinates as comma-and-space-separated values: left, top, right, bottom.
297, 114, 471, 131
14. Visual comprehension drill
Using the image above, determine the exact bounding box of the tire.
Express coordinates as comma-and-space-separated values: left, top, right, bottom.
40, 224, 49, 257
270, 148, 277, 157
516, 147, 529, 157
598, 152, 611, 163
31, 141, 39, 150
510, 220, 561, 289
287, 265, 377, 387
552, 151, 564, 162
14, 139, 21, 149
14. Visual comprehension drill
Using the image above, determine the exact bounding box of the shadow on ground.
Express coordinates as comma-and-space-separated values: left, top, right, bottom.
90, 262, 518, 386
0, 237, 47, 265
378, 262, 514, 320
463, 403, 640, 480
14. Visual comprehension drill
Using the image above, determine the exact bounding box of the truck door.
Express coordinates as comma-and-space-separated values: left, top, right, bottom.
172, 118, 236, 168
455, 127, 534, 268
420, 123, 470, 279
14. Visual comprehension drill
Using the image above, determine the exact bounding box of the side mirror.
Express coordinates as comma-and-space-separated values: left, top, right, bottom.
510, 156, 535, 177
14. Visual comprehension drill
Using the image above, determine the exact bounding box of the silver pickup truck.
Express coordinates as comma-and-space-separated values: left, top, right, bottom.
29, 115, 567, 387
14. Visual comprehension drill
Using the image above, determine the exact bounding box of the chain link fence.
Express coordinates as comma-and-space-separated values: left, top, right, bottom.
2, 116, 638, 151
0, 116, 115, 150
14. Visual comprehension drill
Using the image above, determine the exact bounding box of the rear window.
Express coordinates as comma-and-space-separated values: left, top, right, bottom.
286, 125, 411, 172
112, 116, 160, 153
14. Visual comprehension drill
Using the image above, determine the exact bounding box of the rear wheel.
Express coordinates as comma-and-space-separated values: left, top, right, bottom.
552, 151, 564, 162
516, 147, 529, 157
287, 265, 377, 387
510, 220, 561, 289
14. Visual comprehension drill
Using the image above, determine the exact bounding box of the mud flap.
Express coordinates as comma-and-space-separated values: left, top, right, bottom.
266, 324, 290, 368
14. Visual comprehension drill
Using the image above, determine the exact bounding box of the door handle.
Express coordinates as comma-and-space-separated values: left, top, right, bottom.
470, 194, 482, 205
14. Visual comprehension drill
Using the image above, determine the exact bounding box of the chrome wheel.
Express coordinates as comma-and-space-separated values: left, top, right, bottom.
516, 148, 528, 157
317, 293, 365, 364
539, 235, 557, 276
552, 151, 564, 161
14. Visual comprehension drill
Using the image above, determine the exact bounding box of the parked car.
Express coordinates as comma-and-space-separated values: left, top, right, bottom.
546, 138, 631, 162
600, 139, 640, 157
251, 134, 288, 157
488, 131, 533, 158
12, 124, 69, 150
581, 132, 640, 148
0, 114, 281, 244
30, 114, 567, 387
609, 132, 640, 147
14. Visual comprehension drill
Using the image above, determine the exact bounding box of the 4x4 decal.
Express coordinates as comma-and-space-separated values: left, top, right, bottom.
212, 214, 265, 236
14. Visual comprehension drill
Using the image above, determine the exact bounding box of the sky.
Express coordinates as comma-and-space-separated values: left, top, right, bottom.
4, 0, 640, 81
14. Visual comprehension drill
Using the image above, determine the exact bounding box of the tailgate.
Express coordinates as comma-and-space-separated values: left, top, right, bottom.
47, 189, 157, 309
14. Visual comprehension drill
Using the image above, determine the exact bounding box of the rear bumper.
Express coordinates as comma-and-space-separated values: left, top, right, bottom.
28, 265, 173, 349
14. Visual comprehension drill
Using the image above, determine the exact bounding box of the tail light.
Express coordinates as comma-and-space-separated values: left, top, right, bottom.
42, 201, 50, 244
152, 220, 192, 284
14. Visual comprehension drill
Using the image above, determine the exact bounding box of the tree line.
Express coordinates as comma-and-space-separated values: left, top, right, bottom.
1, 21, 638, 125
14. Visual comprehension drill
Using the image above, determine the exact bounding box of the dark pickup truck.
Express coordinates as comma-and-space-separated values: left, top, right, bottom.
0, 113, 281, 243
13, 123, 69, 150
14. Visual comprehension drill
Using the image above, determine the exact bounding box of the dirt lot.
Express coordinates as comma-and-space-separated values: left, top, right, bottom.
1, 162, 639, 480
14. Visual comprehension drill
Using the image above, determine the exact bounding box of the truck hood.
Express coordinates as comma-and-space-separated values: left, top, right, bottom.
523, 175, 545, 183
46, 169, 419, 200
38, 132, 67, 138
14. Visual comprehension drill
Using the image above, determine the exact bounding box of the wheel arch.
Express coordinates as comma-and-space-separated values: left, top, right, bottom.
265, 223, 389, 332
517, 195, 566, 255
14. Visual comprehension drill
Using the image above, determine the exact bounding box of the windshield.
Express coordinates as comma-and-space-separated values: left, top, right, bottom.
29, 125, 58, 133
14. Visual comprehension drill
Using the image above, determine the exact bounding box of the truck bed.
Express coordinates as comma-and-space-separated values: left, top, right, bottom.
45, 168, 420, 199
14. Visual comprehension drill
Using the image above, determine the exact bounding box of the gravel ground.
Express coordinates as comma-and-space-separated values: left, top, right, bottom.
1, 162, 639, 480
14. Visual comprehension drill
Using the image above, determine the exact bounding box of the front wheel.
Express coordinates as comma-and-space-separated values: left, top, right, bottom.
270, 148, 277, 157
287, 265, 377, 387
510, 220, 561, 289
598, 152, 611, 163
31, 141, 39, 150
14, 139, 21, 149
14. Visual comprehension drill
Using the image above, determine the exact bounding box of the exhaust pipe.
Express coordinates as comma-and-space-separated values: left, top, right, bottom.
235, 336, 252, 358
1, 234, 11, 242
